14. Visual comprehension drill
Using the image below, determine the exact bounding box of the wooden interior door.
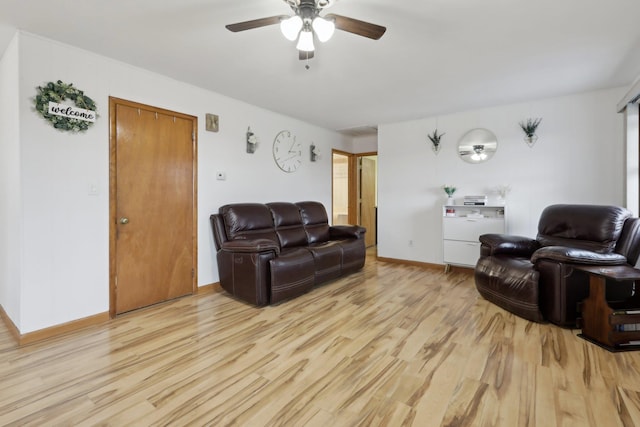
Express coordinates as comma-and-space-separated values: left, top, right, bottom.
360, 156, 377, 247
110, 98, 197, 315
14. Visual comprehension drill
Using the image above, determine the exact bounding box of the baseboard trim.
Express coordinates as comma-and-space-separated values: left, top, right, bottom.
197, 282, 221, 294
20, 312, 110, 346
0, 282, 229, 346
375, 256, 473, 274
0, 307, 110, 347
0, 304, 21, 344
376, 256, 443, 270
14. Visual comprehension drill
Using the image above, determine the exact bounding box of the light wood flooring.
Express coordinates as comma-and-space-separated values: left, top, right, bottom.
1, 252, 640, 426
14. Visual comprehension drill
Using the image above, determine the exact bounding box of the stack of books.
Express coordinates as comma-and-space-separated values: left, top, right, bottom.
464, 195, 488, 206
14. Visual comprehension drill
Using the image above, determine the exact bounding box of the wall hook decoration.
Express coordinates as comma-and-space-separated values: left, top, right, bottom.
428, 129, 445, 154
310, 143, 320, 162
519, 117, 542, 148
246, 127, 259, 153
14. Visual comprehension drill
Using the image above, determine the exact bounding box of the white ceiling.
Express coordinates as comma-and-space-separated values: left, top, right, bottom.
1, 0, 640, 134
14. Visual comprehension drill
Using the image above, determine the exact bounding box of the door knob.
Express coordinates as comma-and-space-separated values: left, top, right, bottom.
119, 217, 129, 224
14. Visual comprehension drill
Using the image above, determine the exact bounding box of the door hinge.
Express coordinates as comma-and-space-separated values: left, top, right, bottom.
192, 268, 195, 278
192, 131, 196, 142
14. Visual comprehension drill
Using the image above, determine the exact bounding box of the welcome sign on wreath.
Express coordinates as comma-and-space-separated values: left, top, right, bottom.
34, 80, 97, 132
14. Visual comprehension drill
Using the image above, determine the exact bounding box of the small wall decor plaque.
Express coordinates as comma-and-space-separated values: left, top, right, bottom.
34, 80, 97, 132
206, 113, 219, 132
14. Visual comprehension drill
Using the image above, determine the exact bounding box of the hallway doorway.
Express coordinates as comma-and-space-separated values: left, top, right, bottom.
332, 150, 377, 247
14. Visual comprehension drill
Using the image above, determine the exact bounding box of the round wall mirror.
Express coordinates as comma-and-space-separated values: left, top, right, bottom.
457, 128, 498, 163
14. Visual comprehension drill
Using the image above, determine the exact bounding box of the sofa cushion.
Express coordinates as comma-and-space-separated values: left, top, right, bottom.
267, 202, 308, 248
220, 203, 278, 243
297, 201, 331, 243
305, 241, 343, 283
536, 204, 631, 252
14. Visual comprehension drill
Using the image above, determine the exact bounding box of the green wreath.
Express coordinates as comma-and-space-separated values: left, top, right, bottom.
34, 80, 97, 132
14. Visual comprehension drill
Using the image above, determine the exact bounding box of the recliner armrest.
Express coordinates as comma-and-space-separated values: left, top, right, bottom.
479, 234, 540, 257
531, 246, 628, 265
221, 238, 280, 255
330, 225, 366, 239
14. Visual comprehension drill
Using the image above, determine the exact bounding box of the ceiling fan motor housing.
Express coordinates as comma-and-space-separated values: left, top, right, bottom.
291, 0, 323, 22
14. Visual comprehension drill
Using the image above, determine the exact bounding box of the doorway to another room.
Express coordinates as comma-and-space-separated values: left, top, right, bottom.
332, 150, 377, 248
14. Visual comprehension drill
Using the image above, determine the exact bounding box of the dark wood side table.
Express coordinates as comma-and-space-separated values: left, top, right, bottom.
574, 265, 640, 352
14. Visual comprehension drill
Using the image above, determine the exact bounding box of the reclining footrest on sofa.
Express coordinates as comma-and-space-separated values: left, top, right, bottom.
269, 249, 315, 303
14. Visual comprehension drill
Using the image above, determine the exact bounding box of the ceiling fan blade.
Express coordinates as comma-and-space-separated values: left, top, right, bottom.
325, 14, 386, 40
299, 50, 315, 60
225, 16, 284, 32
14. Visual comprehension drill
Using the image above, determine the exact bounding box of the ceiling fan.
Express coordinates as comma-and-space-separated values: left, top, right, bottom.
225, 0, 386, 61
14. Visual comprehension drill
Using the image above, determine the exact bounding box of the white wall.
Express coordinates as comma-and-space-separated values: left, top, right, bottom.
624, 103, 639, 215
0, 34, 22, 328
352, 134, 378, 153
378, 88, 626, 263
9, 31, 349, 333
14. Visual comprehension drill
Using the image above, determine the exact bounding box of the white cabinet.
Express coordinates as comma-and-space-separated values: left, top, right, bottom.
442, 205, 506, 268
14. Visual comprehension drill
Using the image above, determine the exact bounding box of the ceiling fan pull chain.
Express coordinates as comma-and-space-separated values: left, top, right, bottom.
304, 51, 311, 70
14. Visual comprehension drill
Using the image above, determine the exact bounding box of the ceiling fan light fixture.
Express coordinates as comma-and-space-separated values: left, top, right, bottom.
280, 15, 303, 41
312, 16, 335, 42
296, 29, 315, 52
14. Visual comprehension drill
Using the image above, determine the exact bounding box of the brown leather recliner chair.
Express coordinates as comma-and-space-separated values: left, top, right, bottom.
475, 204, 640, 327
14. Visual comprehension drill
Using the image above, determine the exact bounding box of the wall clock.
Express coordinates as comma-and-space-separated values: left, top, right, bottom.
273, 130, 302, 173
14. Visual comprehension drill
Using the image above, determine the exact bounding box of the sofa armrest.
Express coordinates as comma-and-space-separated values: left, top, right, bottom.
221, 238, 280, 255
479, 234, 540, 257
330, 225, 366, 239
531, 246, 628, 265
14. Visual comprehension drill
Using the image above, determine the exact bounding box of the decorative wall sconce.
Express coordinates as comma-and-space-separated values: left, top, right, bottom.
519, 117, 542, 148
310, 143, 320, 162
246, 127, 259, 153
427, 129, 445, 154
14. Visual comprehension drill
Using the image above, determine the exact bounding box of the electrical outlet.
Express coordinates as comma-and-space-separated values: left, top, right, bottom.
409, 239, 413, 247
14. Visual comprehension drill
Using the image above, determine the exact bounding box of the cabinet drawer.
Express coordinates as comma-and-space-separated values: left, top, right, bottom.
444, 240, 481, 267
443, 217, 504, 241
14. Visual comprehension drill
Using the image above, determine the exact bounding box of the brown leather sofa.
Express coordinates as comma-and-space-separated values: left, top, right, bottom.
475, 204, 640, 327
210, 201, 366, 306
